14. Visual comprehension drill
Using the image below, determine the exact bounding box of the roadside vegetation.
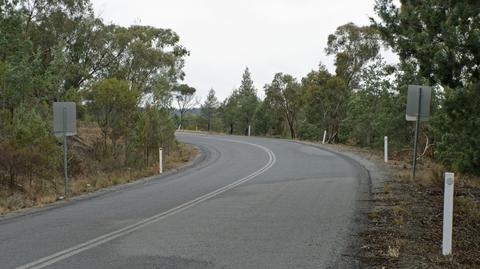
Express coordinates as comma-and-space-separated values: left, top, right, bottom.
0, 1, 198, 213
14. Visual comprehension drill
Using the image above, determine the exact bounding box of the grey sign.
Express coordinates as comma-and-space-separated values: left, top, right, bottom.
53, 102, 77, 136
406, 85, 432, 121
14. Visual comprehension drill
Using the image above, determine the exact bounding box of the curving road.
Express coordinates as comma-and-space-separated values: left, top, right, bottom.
0, 133, 370, 269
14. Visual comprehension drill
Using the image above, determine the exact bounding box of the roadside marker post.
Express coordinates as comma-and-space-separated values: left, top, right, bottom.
322, 130, 327, 144
248, 125, 251, 137
384, 136, 388, 163
159, 148, 163, 174
53, 102, 77, 197
406, 85, 432, 179
442, 172, 454, 256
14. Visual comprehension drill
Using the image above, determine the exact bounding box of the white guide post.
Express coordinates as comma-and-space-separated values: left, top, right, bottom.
322, 130, 327, 144
384, 136, 388, 163
159, 148, 163, 174
442, 172, 454, 256
248, 125, 251, 137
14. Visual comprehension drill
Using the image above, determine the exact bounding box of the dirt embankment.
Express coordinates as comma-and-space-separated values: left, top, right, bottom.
324, 144, 480, 268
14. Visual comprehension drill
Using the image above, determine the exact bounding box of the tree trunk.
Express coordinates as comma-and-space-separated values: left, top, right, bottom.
103, 132, 108, 155
289, 124, 296, 139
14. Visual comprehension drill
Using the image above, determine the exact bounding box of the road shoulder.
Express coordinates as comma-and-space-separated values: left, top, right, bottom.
291, 140, 389, 268
310, 143, 480, 268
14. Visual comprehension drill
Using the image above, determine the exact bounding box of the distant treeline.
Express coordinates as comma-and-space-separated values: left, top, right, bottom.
185, 1, 480, 175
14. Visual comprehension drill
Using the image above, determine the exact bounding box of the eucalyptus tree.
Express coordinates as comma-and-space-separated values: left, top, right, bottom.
264, 73, 303, 139
300, 65, 348, 143
172, 84, 198, 129
326, 23, 380, 90
88, 78, 140, 155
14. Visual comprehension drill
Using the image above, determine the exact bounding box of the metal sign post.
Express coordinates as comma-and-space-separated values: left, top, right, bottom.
63, 107, 68, 196
406, 85, 432, 179
54, 102, 77, 197
412, 87, 422, 179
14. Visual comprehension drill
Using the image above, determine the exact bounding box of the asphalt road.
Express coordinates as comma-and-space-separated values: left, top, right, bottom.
0, 133, 370, 269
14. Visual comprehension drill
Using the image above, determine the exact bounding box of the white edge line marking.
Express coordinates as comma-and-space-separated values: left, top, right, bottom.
16, 137, 276, 269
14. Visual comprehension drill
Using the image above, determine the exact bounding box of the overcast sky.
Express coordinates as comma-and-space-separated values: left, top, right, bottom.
91, 0, 382, 101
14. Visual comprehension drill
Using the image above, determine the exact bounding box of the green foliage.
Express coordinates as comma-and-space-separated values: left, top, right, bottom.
0, 106, 60, 187
326, 23, 380, 89
88, 78, 140, 153
0, 0, 189, 190
220, 90, 240, 134
253, 101, 273, 136
236, 68, 259, 134
302, 66, 349, 142
134, 105, 175, 167
264, 73, 303, 139
173, 84, 197, 128
374, 0, 480, 173
434, 84, 480, 174
200, 89, 220, 132
340, 59, 404, 148
298, 123, 322, 141
219, 68, 259, 135
373, 0, 480, 88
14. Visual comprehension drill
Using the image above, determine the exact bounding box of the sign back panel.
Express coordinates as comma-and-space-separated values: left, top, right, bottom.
53, 102, 77, 136
406, 85, 432, 121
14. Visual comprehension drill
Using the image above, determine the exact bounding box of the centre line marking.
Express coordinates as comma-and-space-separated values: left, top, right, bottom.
16, 137, 276, 269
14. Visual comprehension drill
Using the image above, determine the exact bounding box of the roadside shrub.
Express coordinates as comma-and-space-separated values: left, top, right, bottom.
0, 106, 60, 188
434, 84, 480, 175
298, 122, 322, 141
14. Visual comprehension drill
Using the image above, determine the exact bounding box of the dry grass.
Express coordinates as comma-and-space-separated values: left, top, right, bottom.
67, 143, 197, 198
0, 137, 198, 216
164, 143, 198, 171
78, 125, 103, 145
350, 146, 480, 268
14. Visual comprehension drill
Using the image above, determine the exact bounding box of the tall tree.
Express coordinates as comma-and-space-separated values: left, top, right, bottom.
340, 58, 404, 147
108, 25, 188, 93
264, 73, 303, 139
301, 65, 349, 143
173, 84, 198, 129
326, 23, 380, 89
253, 100, 273, 136
237, 68, 259, 135
200, 89, 219, 132
373, 0, 480, 88
88, 78, 140, 155
220, 90, 240, 135
373, 0, 480, 174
